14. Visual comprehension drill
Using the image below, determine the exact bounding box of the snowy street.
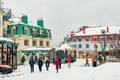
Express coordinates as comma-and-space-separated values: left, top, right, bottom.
0, 59, 120, 80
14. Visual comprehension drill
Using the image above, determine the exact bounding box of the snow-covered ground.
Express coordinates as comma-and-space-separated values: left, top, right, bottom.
0, 59, 120, 80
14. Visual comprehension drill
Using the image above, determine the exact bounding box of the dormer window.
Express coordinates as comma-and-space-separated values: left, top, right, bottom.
24, 27, 29, 35
32, 28, 37, 36
12, 27, 16, 34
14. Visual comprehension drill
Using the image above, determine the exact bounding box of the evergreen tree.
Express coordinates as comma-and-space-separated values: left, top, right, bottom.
21, 56, 26, 64
35, 55, 38, 62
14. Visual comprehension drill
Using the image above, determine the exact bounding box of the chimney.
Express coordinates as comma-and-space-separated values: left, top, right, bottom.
37, 18, 44, 27
80, 28, 83, 31
70, 31, 75, 37
107, 26, 109, 33
21, 14, 28, 24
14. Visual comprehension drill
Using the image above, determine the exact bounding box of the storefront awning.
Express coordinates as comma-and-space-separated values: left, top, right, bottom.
0, 37, 18, 45
20, 47, 52, 53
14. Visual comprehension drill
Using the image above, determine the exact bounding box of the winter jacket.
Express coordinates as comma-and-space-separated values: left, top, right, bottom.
38, 60, 43, 66
55, 59, 60, 67
67, 57, 72, 63
29, 59, 35, 67
45, 60, 50, 67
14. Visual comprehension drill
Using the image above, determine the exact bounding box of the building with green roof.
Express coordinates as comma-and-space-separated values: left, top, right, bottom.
5, 15, 52, 51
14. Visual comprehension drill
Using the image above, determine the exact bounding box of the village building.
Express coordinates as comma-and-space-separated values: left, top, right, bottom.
0, 0, 52, 64
69, 26, 120, 58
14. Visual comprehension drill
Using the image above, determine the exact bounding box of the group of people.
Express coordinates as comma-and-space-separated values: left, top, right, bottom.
29, 56, 72, 73
29, 57, 50, 73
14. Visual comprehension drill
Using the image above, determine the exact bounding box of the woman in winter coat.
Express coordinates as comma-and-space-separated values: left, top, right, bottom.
55, 58, 60, 73
45, 58, 50, 71
38, 58, 43, 72
67, 57, 72, 68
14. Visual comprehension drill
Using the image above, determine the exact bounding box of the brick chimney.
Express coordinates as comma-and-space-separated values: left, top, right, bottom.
70, 31, 75, 37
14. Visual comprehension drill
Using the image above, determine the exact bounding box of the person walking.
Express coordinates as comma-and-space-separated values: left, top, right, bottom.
53, 58, 55, 65
58, 58, 61, 69
45, 58, 50, 71
38, 58, 43, 72
67, 57, 72, 68
55, 58, 60, 73
85, 54, 89, 66
29, 57, 35, 73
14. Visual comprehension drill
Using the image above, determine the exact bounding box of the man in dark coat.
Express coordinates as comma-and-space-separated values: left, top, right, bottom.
38, 58, 43, 72
58, 58, 61, 69
45, 58, 50, 71
29, 58, 35, 73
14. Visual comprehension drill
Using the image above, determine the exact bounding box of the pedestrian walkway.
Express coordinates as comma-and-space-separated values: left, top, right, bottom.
1, 59, 120, 80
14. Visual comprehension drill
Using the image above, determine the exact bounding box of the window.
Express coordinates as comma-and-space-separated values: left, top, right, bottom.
71, 44, 77, 48
72, 38, 77, 42
40, 41, 43, 46
118, 36, 120, 40
79, 44, 82, 48
32, 28, 37, 36
39, 29, 42, 35
109, 36, 113, 40
12, 28, 16, 34
78, 38, 82, 42
24, 40, 29, 46
94, 37, 97, 41
33, 40, 37, 46
24, 27, 29, 35
46, 41, 49, 47
45, 30, 49, 37
85, 36, 89, 42
86, 44, 89, 48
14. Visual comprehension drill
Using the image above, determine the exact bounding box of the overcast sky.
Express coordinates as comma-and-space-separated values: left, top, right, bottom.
3, 0, 120, 47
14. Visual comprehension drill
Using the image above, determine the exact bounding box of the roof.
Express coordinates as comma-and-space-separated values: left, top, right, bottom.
20, 47, 52, 53
75, 26, 120, 36
0, 37, 18, 45
8, 17, 46, 29
56, 43, 76, 51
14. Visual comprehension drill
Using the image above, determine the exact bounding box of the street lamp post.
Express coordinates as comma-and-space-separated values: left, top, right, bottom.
101, 29, 106, 61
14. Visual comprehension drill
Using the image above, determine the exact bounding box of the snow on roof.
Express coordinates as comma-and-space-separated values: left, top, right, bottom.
9, 17, 20, 22
75, 26, 120, 36
23, 47, 51, 50
56, 43, 73, 51
21, 47, 52, 53
8, 17, 46, 29
0, 37, 18, 45
0, 37, 14, 42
